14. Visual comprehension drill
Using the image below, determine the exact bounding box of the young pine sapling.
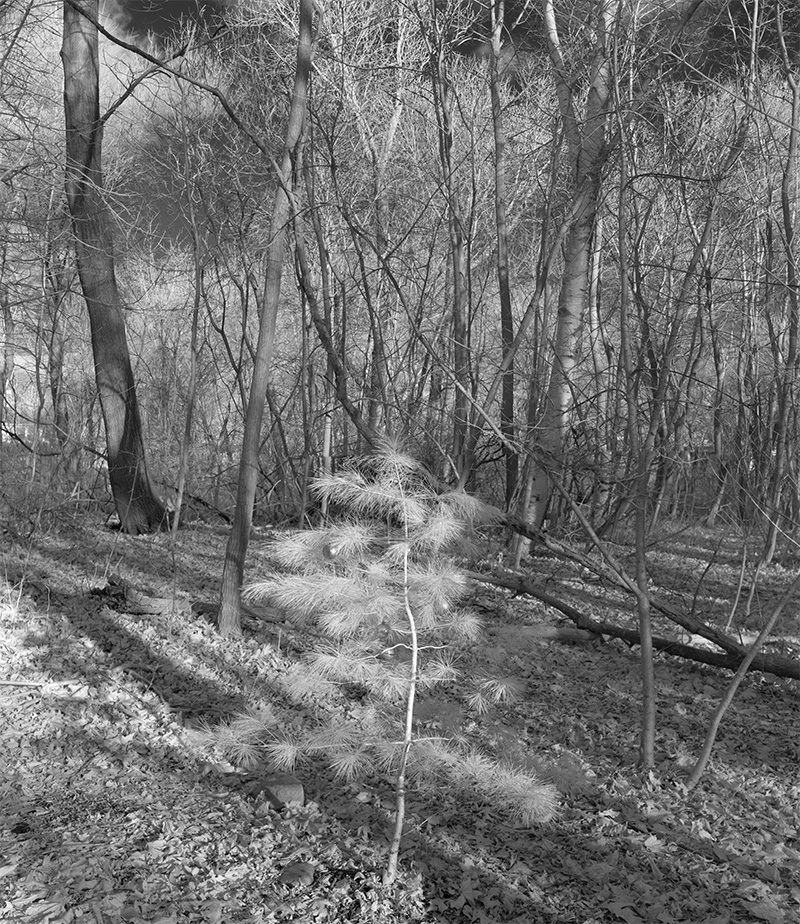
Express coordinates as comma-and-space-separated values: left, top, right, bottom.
242, 444, 557, 881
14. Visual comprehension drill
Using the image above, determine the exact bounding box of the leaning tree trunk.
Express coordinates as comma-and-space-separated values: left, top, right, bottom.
217, 0, 314, 636
62, 0, 166, 534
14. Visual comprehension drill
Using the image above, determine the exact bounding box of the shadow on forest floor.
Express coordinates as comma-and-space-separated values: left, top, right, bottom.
1, 516, 799, 923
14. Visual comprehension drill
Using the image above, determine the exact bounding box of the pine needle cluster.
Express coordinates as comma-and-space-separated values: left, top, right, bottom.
241, 443, 558, 828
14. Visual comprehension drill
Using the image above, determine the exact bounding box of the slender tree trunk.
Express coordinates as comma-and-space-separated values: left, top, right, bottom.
705, 283, 727, 526
587, 210, 612, 523
62, 0, 166, 534
490, 0, 517, 508
365, 155, 391, 435
617, 118, 656, 769
172, 87, 204, 538
301, 142, 336, 485
218, 0, 314, 636
427, 10, 471, 482
0, 277, 14, 447
650, 301, 704, 528
298, 145, 376, 451
297, 303, 315, 524
293, 214, 377, 450
43, 229, 81, 486
687, 568, 800, 790
764, 12, 800, 561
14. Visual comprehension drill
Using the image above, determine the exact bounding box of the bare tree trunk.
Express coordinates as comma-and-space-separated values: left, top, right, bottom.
62, 0, 166, 534
520, 0, 617, 530
298, 146, 376, 451
649, 300, 704, 529
43, 223, 81, 487
171, 84, 204, 538
705, 282, 727, 526
618, 138, 656, 769
490, 0, 517, 508
687, 568, 800, 789
426, 10, 471, 482
587, 210, 612, 523
365, 148, 391, 435
0, 276, 14, 447
300, 142, 336, 489
218, 0, 314, 636
764, 8, 800, 562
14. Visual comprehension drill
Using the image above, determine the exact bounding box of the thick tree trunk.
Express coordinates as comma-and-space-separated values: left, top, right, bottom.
217, 0, 314, 636
62, 0, 166, 534
525, 210, 598, 523
519, 0, 617, 533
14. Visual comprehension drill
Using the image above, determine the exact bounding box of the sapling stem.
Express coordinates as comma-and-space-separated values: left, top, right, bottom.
384, 537, 418, 884
686, 568, 800, 789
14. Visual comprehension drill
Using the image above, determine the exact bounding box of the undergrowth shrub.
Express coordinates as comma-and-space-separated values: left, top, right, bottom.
228, 444, 557, 872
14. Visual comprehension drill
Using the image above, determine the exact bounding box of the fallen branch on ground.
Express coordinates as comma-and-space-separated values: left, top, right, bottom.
468, 569, 800, 680
504, 516, 747, 656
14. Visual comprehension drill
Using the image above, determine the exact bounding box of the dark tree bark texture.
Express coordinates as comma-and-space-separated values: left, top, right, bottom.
62, 0, 167, 534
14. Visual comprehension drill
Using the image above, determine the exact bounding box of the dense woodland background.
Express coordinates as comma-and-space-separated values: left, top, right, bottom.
2, 3, 800, 922
3, 0, 800, 550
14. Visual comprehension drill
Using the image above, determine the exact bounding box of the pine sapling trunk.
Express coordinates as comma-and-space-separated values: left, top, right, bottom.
240, 445, 557, 861
384, 542, 418, 885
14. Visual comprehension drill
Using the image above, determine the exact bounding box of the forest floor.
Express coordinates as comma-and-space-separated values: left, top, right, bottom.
1, 510, 800, 924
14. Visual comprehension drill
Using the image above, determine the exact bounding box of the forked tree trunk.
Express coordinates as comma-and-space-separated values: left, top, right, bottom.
518, 0, 617, 533
62, 0, 166, 534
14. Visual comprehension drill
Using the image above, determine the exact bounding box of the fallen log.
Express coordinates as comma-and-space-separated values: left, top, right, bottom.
503, 517, 746, 657
467, 569, 800, 680
524, 625, 603, 644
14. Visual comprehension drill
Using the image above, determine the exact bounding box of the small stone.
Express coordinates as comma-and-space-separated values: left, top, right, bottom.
278, 861, 315, 886
244, 772, 304, 808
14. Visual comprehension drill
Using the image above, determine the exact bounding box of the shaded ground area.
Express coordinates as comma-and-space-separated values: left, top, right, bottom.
1, 516, 799, 923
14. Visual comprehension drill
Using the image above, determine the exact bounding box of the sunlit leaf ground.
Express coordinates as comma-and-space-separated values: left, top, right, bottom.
1, 515, 799, 923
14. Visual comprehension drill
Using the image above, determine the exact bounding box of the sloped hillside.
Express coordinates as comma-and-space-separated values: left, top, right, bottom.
1, 518, 799, 923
